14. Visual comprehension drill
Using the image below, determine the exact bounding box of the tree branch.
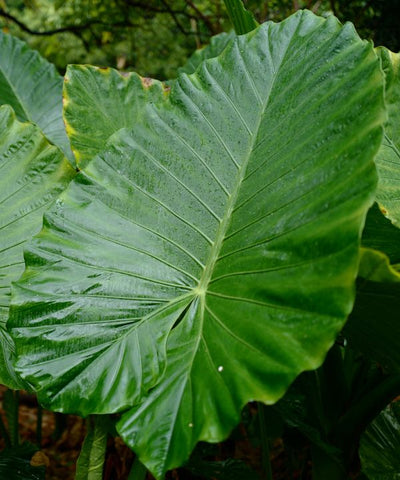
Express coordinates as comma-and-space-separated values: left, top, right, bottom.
0, 8, 140, 36
184, 0, 218, 35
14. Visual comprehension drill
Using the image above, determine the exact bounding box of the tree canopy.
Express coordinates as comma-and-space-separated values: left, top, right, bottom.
0, 0, 399, 79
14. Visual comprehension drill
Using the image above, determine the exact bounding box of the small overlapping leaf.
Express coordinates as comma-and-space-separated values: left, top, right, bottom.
63, 66, 167, 167
0, 32, 73, 163
178, 31, 235, 75
360, 401, 400, 480
10, 10, 384, 478
375, 48, 400, 228
0, 105, 75, 388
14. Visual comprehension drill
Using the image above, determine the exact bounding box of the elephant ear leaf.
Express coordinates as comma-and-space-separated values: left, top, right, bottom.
9, 10, 384, 478
345, 248, 400, 374
362, 203, 400, 264
360, 401, 400, 480
63, 66, 167, 167
0, 105, 75, 389
178, 31, 235, 75
375, 48, 400, 228
0, 31, 73, 163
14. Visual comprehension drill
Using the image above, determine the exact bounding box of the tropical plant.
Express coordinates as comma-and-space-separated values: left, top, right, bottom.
0, 1, 399, 479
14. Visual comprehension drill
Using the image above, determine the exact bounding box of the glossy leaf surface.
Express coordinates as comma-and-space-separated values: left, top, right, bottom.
360, 401, 400, 480
178, 31, 235, 75
75, 417, 108, 480
0, 31, 73, 163
224, 0, 258, 34
0, 105, 75, 388
345, 249, 400, 373
375, 48, 400, 228
362, 203, 400, 265
10, 11, 384, 478
63, 66, 166, 167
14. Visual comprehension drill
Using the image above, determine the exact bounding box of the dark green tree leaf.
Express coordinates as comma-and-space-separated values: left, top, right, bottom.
0, 31, 73, 163
9, 11, 384, 478
0, 105, 75, 388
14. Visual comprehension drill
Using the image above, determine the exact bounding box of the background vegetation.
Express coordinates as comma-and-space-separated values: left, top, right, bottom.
0, 0, 399, 79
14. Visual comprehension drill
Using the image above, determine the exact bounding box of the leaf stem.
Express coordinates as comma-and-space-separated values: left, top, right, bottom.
75, 416, 108, 480
11, 390, 19, 447
36, 404, 43, 447
258, 403, 273, 480
311, 445, 346, 480
0, 411, 11, 448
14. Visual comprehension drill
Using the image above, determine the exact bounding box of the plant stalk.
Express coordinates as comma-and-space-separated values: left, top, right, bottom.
36, 404, 43, 447
0, 412, 11, 448
223, 0, 258, 34
334, 373, 400, 448
75, 415, 109, 480
258, 403, 273, 480
12, 390, 19, 446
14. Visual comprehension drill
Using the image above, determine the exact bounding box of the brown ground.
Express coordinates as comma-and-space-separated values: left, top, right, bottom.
0, 385, 307, 479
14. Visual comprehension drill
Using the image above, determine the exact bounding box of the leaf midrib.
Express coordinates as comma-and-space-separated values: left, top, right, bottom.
384, 133, 400, 161
196, 24, 299, 296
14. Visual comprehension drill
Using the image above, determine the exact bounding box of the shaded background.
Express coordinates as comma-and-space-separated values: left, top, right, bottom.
0, 0, 399, 79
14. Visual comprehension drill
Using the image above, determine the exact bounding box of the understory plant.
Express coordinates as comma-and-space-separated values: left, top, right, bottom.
0, 1, 399, 479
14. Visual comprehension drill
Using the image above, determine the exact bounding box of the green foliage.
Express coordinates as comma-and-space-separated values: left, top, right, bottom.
178, 31, 235, 75
63, 65, 166, 167
75, 417, 109, 480
0, 443, 46, 480
0, 105, 75, 389
6, 9, 386, 478
0, 30, 73, 161
0, 0, 228, 78
345, 249, 400, 374
0, 3, 399, 479
360, 401, 400, 480
374, 48, 400, 228
1, 0, 398, 79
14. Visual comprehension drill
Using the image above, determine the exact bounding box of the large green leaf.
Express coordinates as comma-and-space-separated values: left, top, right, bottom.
345, 249, 400, 373
63, 66, 166, 167
178, 31, 235, 75
362, 203, 400, 265
0, 31, 73, 163
9, 10, 384, 478
360, 401, 400, 480
375, 48, 400, 228
0, 105, 75, 388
